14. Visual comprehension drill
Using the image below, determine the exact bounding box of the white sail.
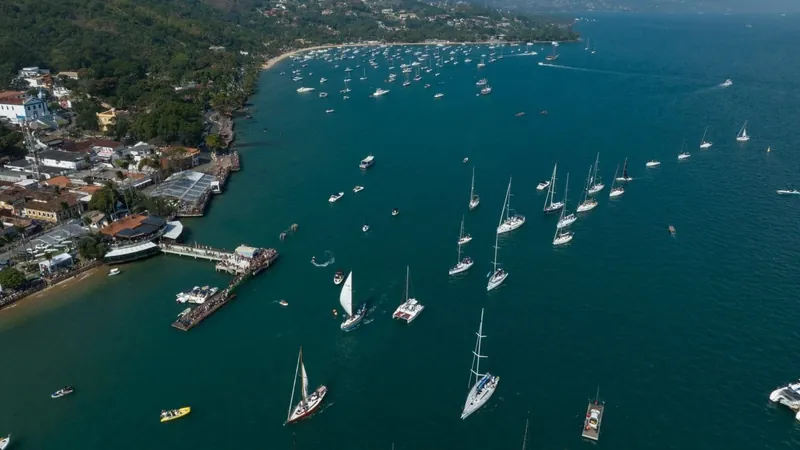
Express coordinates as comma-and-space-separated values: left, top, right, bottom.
301, 359, 309, 400
339, 271, 353, 316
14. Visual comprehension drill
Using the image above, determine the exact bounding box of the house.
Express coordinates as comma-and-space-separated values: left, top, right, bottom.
56, 71, 79, 80
0, 90, 51, 125
43, 176, 71, 189
81, 210, 108, 230
75, 139, 122, 160
23, 193, 82, 223
27, 149, 88, 170
18, 67, 50, 88
95, 108, 127, 132
161, 147, 201, 170
39, 253, 74, 275
117, 142, 156, 164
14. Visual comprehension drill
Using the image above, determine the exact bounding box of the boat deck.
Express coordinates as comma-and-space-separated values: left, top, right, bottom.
581, 402, 604, 441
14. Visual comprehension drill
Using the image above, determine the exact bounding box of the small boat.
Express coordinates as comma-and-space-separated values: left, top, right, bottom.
434, 93, 444, 99
581, 387, 604, 441
392, 266, 425, 323
540, 110, 548, 115
328, 192, 344, 203
285, 347, 328, 424
362, 224, 370, 232
160, 407, 191, 423
476, 78, 488, 86
679, 138, 691, 160
545, 45, 559, 61
279, 300, 289, 307
177, 307, 191, 318
721, 78, 733, 87
320, 77, 328, 83
615, 158, 633, 182
359, 154, 375, 169
108, 268, 120, 276
391, 208, 399, 216
339, 272, 366, 331
0, 434, 10, 450
463, 157, 469, 163
461, 309, 499, 419
51, 386, 74, 399
769, 379, 800, 415
487, 209, 509, 291
515, 112, 526, 117
536, 180, 550, 191
587, 153, 604, 195
296, 87, 315, 93
333, 271, 344, 285
449, 217, 474, 276
699, 125, 712, 149
372, 88, 390, 97
325, 109, 335, 113
668, 225, 676, 236
777, 189, 800, 195
424, 84, 431, 88
543, 164, 564, 213
480, 86, 492, 95
353, 185, 364, 193
318, 92, 328, 98
556, 173, 577, 229
497, 177, 525, 234
609, 165, 624, 198
767, 146, 771, 153
468, 167, 480, 210
646, 160, 661, 167
736, 120, 750, 142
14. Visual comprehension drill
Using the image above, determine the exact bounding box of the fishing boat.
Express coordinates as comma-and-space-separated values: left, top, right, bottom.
339, 272, 366, 331
360, 154, 375, 169
461, 309, 499, 419
51, 386, 74, 399
468, 167, 480, 210
552, 208, 574, 246
449, 218, 474, 276
328, 192, 344, 203
577, 166, 598, 212
487, 207, 509, 291
646, 160, 661, 167
587, 153, 605, 195
615, 158, 633, 182
108, 268, 120, 276
160, 407, 191, 423
497, 177, 525, 234
556, 173, 577, 229
777, 189, 800, 195
736, 120, 750, 142
581, 387, 604, 441
609, 165, 624, 198
286, 347, 328, 424
353, 185, 364, 193
699, 125, 712, 149
392, 266, 425, 323
333, 270, 344, 285
543, 164, 564, 213
0, 434, 10, 450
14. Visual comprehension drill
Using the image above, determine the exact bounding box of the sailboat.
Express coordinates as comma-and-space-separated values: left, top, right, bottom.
468, 167, 480, 210
487, 203, 509, 291
339, 272, 366, 331
678, 138, 691, 160
608, 165, 624, 198
457, 216, 473, 245
543, 164, 564, 214
461, 308, 499, 419
587, 153, 605, 195
497, 177, 526, 234
615, 158, 633, 182
392, 266, 424, 323
449, 217, 474, 275
553, 207, 574, 246
557, 173, 577, 229
699, 125, 712, 149
576, 166, 598, 212
285, 347, 328, 424
360, 68, 367, 81
403, 71, 411, 87
521, 418, 530, 450
585, 38, 590, 51
545, 45, 559, 61
736, 120, 750, 142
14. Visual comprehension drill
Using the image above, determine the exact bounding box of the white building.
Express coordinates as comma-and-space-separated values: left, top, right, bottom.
0, 91, 52, 125
18, 67, 50, 88
27, 150, 89, 171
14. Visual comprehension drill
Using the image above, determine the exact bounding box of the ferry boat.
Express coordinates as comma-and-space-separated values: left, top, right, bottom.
176, 286, 219, 304
328, 192, 344, 203
296, 87, 315, 93
333, 270, 344, 285
581, 388, 604, 441
392, 266, 425, 323
286, 347, 327, 424
359, 155, 375, 169
51, 386, 74, 399
372, 88, 390, 97
770, 379, 800, 415
0, 434, 10, 450
160, 407, 191, 423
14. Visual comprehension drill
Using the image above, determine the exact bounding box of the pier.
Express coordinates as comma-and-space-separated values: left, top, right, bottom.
159, 243, 232, 262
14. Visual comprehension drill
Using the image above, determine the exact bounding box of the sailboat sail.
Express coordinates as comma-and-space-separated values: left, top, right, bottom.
300, 359, 309, 400
622, 159, 628, 179
339, 272, 353, 316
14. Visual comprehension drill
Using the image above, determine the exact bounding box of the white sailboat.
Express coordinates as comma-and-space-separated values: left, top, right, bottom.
461, 308, 499, 419
543, 164, 564, 213
450, 218, 474, 276
468, 167, 480, 210
609, 165, 624, 198
576, 166, 598, 212
678, 138, 691, 160
557, 173, 577, 229
553, 207, 574, 246
615, 158, 632, 182
699, 125, 712, 149
392, 266, 424, 323
487, 203, 509, 291
285, 347, 327, 424
646, 159, 661, 167
736, 120, 750, 142
587, 153, 605, 195
339, 272, 366, 331
457, 216, 473, 245
497, 177, 526, 234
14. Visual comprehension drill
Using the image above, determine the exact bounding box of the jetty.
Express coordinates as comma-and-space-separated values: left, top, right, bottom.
167, 245, 279, 331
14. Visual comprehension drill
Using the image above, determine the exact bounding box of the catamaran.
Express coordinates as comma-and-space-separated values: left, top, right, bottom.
468, 167, 480, 210
615, 158, 632, 182
557, 173, 577, 229
497, 177, 525, 234
576, 166, 598, 212
587, 153, 605, 195
736, 120, 750, 142
339, 272, 366, 332
461, 308, 499, 419
543, 164, 564, 214
487, 203, 509, 291
457, 216, 473, 245
699, 125, 712, 149
449, 218, 474, 276
609, 165, 624, 198
392, 266, 425, 323
285, 347, 327, 424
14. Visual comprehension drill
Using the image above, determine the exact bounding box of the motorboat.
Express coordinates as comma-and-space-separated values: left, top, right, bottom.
286, 348, 328, 424
372, 88, 390, 97
536, 180, 550, 191
160, 407, 191, 423
391, 208, 399, 216
51, 386, 74, 399
362, 224, 370, 232
392, 266, 425, 323
279, 300, 289, 307
434, 93, 444, 99
777, 189, 800, 195
581, 389, 604, 441
296, 87, 315, 93
176, 285, 219, 304
291, 76, 303, 82
0, 434, 10, 450
480, 86, 492, 95
318, 92, 328, 98
325, 109, 335, 113
353, 185, 364, 193
328, 192, 344, 203
359, 155, 375, 169
646, 160, 661, 167
333, 271, 344, 285
320, 77, 328, 83
108, 268, 120, 276
463, 157, 469, 163
177, 307, 191, 318
721, 79, 733, 87
476, 78, 488, 86
770, 380, 800, 411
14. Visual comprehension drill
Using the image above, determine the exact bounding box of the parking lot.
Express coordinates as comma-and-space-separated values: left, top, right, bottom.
21, 220, 89, 256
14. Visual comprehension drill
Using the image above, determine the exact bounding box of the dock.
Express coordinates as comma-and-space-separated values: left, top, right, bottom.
169, 245, 279, 331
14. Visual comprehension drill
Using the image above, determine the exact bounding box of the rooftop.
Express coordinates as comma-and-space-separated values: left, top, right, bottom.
100, 214, 166, 239
150, 170, 214, 204
38, 149, 86, 162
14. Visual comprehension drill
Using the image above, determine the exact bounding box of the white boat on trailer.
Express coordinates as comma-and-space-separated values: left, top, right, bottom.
461, 308, 499, 419
285, 347, 327, 424
392, 266, 424, 323
497, 177, 525, 234
339, 272, 366, 331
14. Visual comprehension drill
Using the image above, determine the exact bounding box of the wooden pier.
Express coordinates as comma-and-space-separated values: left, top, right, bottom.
159, 243, 233, 262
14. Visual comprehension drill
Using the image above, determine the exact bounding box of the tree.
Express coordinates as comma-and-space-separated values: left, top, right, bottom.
0, 268, 27, 290
205, 133, 222, 150
87, 185, 118, 214
73, 100, 101, 131
0, 123, 24, 159
77, 235, 107, 261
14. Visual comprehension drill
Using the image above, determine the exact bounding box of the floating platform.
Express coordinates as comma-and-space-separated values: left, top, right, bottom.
581, 401, 604, 441
172, 291, 236, 331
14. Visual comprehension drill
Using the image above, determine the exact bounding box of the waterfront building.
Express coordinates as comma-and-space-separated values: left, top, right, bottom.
101, 215, 184, 264
38, 253, 73, 275
150, 170, 215, 217
22, 193, 82, 223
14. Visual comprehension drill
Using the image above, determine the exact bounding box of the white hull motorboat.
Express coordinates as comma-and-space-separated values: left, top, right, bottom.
646, 160, 661, 167
296, 87, 315, 93
458, 235, 473, 245
328, 192, 344, 203
536, 181, 550, 191
777, 189, 800, 195
353, 186, 364, 193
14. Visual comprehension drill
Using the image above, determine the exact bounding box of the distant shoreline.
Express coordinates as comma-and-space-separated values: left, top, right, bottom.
261, 39, 580, 71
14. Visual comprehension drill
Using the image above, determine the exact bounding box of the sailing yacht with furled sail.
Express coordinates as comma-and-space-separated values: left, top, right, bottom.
543, 164, 564, 214
577, 166, 598, 212
393, 266, 424, 323
497, 177, 525, 234
339, 272, 366, 331
557, 173, 577, 229
736, 120, 750, 142
609, 165, 624, 198
678, 138, 691, 160
487, 204, 509, 291
615, 158, 632, 182
449, 217, 474, 276
457, 215, 473, 245
699, 125, 712, 149
285, 347, 327, 424
468, 167, 480, 210
553, 207, 574, 246
461, 308, 499, 419
587, 153, 604, 195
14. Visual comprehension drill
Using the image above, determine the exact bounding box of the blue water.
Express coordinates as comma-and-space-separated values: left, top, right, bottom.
2, 13, 800, 450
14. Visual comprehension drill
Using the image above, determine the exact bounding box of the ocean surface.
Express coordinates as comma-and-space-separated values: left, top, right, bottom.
3, 13, 800, 450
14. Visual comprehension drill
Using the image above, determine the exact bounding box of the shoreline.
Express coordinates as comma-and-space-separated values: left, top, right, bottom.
261, 39, 580, 71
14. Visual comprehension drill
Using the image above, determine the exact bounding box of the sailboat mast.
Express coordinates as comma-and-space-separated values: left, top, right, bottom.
592, 153, 600, 184
404, 265, 409, 302
583, 166, 592, 203
521, 418, 530, 450
505, 177, 513, 221
474, 308, 486, 378
470, 167, 475, 201
563, 172, 570, 208
457, 219, 463, 262
286, 348, 302, 421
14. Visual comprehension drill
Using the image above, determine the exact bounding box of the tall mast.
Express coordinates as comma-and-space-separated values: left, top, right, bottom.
472, 309, 487, 379
505, 177, 513, 221
286, 347, 302, 421
470, 167, 475, 201
583, 166, 592, 203
521, 418, 529, 450
563, 172, 570, 208
404, 265, 409, 302
592, 153, 600, 185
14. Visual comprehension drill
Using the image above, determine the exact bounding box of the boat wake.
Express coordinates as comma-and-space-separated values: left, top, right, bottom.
537, 62, 629, 76
311, 251, 335, 267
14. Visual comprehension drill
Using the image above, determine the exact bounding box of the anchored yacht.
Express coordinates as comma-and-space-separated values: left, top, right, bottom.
461, 309, 499, 419
296, 87, 315, 93
770, 380, 800, 420
497, 177, 525, 234
328, 192, 344, 203
392, 266, 424, 323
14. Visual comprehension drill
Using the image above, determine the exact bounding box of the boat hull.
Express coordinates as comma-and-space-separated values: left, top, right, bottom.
609, 189, 624, 198
469, 198, 480, 210
449, 259, 474, 275
340, 304, 367, 331
553, 232, 574, 246
543, 202, 564, 214
287, 386, 328, 424
557, 214, 577, 229
160, 407, 191, 423
576, 201, 597, 213
497, 216, 526, 234
392, 302, 425, 323
0, 435, 9, 450
461, 374, 499, 419
486, 270, 508, 291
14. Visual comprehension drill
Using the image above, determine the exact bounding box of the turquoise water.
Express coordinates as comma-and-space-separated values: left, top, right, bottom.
3, 13, 800, 450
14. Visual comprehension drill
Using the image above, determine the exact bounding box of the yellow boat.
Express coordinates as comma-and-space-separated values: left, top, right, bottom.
160, 407, 191, 423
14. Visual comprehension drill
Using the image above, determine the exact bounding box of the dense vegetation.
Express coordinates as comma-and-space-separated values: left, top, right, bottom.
0, 267, 27, 290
